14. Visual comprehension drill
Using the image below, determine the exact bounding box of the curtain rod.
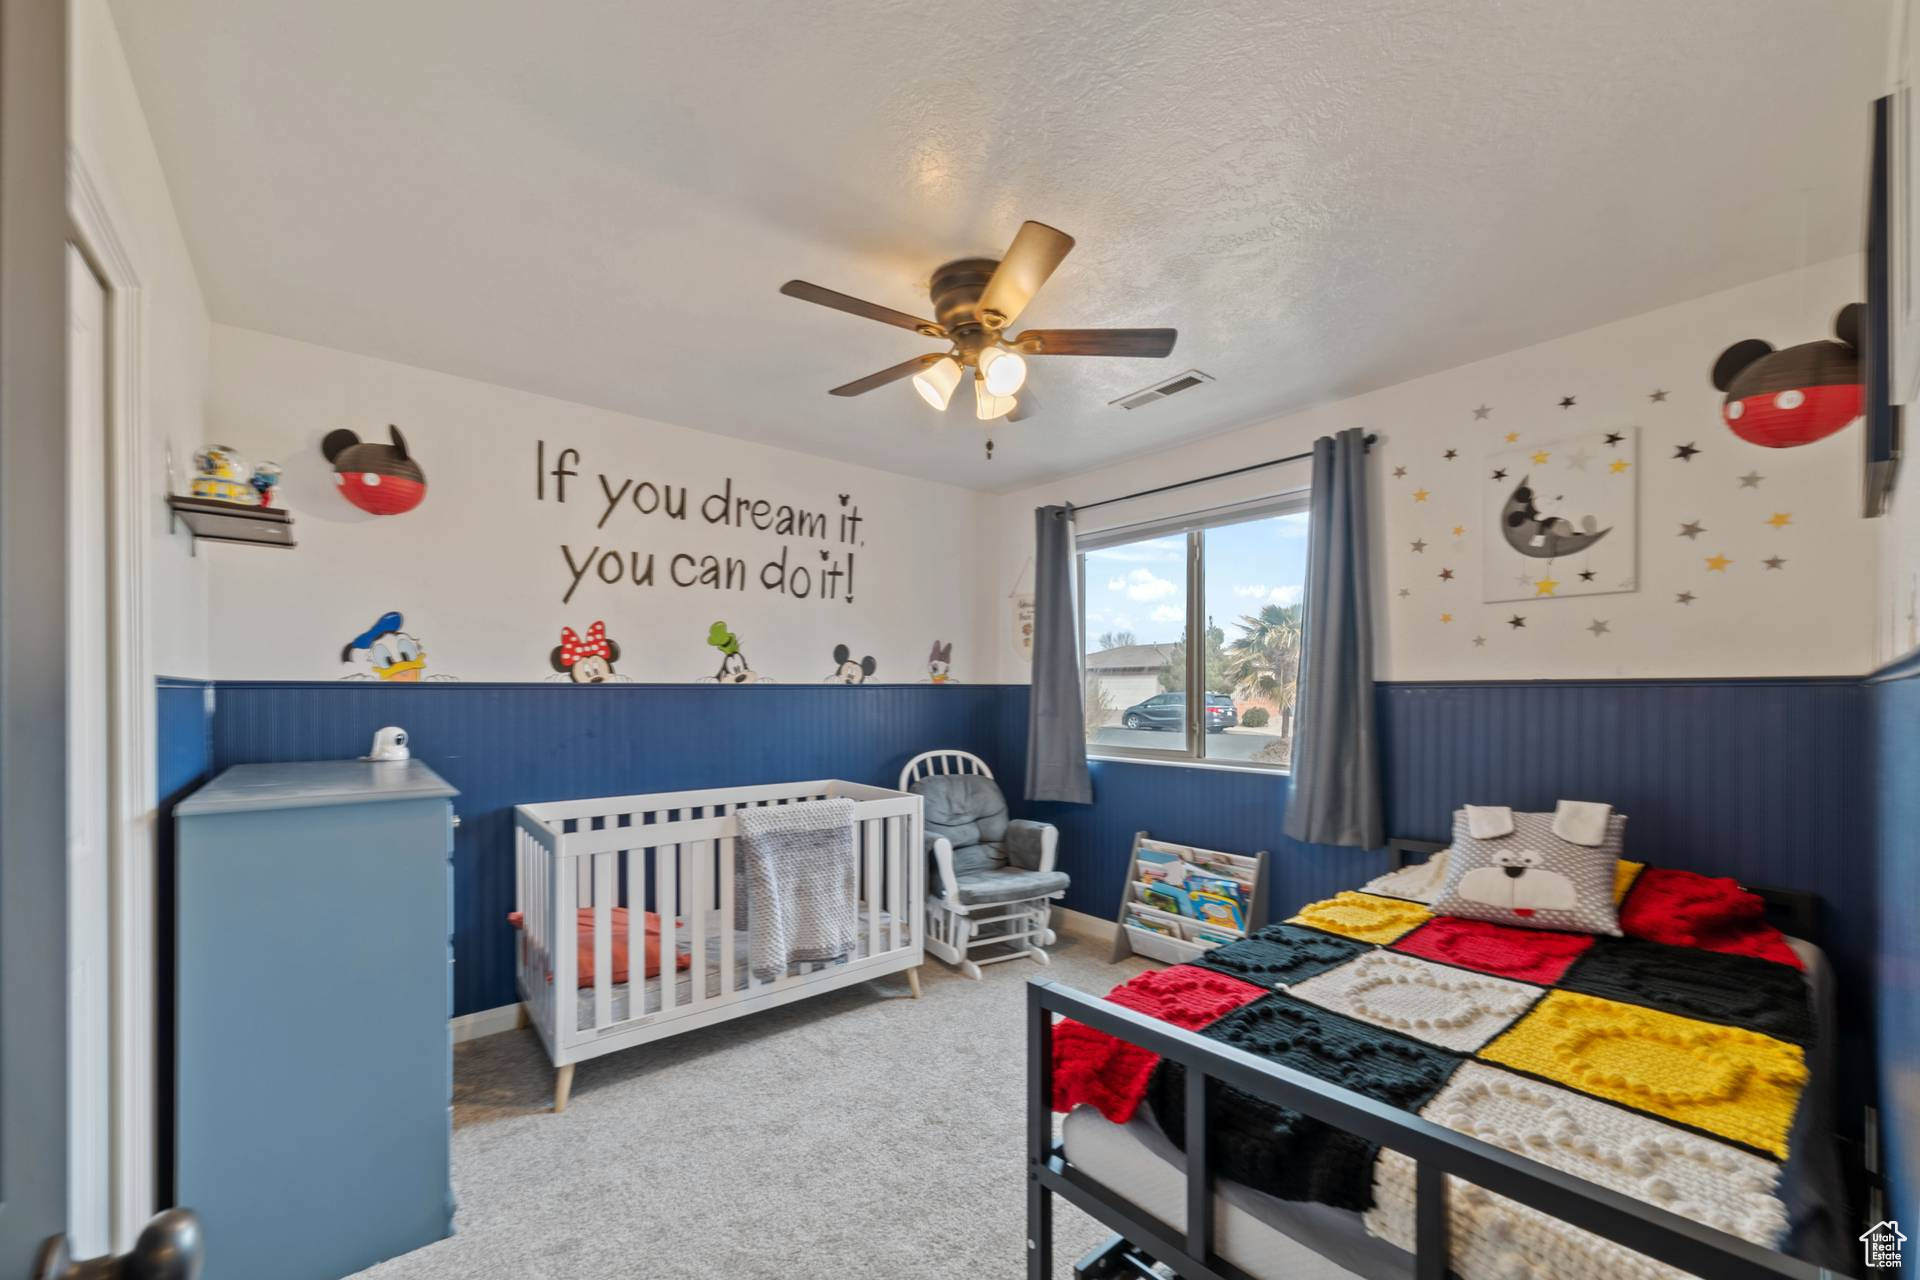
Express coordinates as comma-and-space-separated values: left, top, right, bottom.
1073, 433, 1376, 515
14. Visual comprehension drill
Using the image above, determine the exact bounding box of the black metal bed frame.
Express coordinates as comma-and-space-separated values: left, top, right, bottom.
1028, 838, 1844, 1279
1027, 980, 1842, 1280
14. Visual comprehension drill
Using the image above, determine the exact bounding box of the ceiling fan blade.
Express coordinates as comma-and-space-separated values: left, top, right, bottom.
1012, 328, 1177, 358
780, 280, 946, 337
827, 354, 942, 397
977, 222, 1075, 330
1007, 389, 1037, 422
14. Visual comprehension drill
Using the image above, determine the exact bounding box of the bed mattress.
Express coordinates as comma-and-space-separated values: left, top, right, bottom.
1059, 937, 1849, 1279
571, 905, 899, 1031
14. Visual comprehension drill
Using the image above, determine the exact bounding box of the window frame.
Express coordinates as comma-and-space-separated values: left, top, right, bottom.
1076, 489, 1311, 771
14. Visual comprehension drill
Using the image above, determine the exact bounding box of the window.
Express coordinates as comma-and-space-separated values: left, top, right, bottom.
1079, 494, 1309, 769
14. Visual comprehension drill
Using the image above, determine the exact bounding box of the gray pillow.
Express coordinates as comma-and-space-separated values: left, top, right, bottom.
1431, 809, 1624, 935
910, 774, 1010, 851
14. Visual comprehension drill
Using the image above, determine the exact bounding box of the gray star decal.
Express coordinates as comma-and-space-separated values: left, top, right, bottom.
1738, 471, 1764, 489
1472, 635, 1487, 646
1410, 539, 1427, 553
1678, 520, 1706, 539
1588, 619, 1611, 636
1472, 404, 1492, 420
1397, 587, 1411, 598
1649, 389, 1668, 403
1393, 466, 1407, 478
1764, 555, 1786, 570
1564, 448, 1592, 471
1675, 591, 1695, 605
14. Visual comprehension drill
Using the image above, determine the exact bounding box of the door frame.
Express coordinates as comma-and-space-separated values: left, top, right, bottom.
67, 150, 157, 1253
0, 0, 74, 1266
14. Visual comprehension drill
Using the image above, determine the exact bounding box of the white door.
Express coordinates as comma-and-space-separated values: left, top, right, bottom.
66, 244, 112, 1259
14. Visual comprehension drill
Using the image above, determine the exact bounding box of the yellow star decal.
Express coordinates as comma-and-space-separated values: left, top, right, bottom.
1504, 431, 1520, 443
1766, 512, 1793, 529
1440, 612, 1454, 624
1534, 576, 1560, 596
1451, 525, 1465, 537
1705, 552, 1732, 572
1530, 451, 1551, 464
1412, 488, 1430, 503
1609, 458, 1631, 474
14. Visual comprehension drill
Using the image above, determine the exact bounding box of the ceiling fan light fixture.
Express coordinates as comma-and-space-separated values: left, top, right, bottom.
975, 374, 1017, 421
912, 355, 962, 410
979, 345, 1027, 397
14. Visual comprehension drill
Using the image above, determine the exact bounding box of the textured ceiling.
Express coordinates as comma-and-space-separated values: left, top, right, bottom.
109, 0, 1888, 491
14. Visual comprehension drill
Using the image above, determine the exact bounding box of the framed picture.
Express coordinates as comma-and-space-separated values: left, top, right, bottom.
1481, 429, 1639, 604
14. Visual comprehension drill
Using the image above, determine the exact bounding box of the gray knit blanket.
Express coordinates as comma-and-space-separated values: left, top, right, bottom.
734, 798, 858, 981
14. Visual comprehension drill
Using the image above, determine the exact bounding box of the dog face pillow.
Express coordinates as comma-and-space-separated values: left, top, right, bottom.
1432, 809, 1624, 935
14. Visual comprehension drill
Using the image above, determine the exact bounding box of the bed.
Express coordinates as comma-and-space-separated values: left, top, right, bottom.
1029, 839, 1853, 1280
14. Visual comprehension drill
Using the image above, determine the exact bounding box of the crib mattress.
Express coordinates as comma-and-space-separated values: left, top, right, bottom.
572, 906, 901, 1032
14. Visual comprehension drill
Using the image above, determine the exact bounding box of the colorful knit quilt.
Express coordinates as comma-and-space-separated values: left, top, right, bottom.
1053, 864, 1817, 1277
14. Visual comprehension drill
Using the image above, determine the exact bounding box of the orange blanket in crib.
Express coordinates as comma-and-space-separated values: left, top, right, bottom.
507, 907, 692, 988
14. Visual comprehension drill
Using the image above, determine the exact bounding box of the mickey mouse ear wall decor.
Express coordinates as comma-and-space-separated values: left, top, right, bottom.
323, 424, 428, 514
1711, 304, 1865, 449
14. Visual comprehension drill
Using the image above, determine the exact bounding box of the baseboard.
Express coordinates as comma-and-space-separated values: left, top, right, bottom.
451, 1002, 523, 1044
1053, 905, 1117, 946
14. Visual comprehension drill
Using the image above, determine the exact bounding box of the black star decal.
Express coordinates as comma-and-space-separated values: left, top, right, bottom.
1443, 449, 1457, 460
1559, 396, 1576, 409
1578, 569, 1596, 582
1649, 389, 1668, 403
1604, 432, 1624, 446
1438, 567, 1454, 581
1673, 442, 1700, 462
1508, 615, 1527, 629
1675, 591, 1695, 606
1491, 468, 1508, 481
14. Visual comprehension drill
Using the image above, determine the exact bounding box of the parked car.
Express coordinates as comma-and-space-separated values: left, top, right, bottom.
1119, 692, 1238, 733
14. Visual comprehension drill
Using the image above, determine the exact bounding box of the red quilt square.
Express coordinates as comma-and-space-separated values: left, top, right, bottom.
1392, 915, 1593, 984
1617, 867, 1803, 968
1051, 964, 1268, 1123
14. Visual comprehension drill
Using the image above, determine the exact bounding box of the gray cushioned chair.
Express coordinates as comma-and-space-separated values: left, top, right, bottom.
899, 751, 1069, 979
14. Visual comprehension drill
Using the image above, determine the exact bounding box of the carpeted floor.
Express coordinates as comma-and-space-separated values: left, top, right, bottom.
355, 931, 1161, 1279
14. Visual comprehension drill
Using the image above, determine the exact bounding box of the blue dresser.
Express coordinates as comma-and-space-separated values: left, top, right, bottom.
175, 760, 457, 1280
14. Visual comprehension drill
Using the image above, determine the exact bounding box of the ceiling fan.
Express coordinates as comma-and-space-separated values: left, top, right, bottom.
780, 221, 1177, 457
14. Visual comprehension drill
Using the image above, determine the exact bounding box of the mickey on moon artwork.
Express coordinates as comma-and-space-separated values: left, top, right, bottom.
340, 611, 457, 681
823, 644, 877, 684
1482, 428, 1638, 604
697, 621, 770, 684
548, 621, 629, 684
1711, 303, 1865, 449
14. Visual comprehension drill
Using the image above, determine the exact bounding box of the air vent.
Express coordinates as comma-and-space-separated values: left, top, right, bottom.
1111, 369, 1214, 410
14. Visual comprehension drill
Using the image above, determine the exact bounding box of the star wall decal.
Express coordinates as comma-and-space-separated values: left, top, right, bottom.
1766, 512, 1793, 529
1491, 468, 1508, 481
1504, 432, 1520, 443
1397, 588, 1411, 598
1559, 396, 1576, 409
1648, 389, 1668, 403
1508, 614, 1528, 629
1473, 404, 1493, 420
1440, 612, 1454, 624
1609, 458, 1631, 474
1564, 448, 1592, 471
1443, 449, 1457, 460
1588, 619, 1611, 636
1678, 520, 1705, 539
1738, 471, 1764, 489
1516, 573, 1533, 588
1472, 635, 1487, 646
1604, 432, 1624, 446
1438, 567, 1454, 580
1673, 442, 1700, 462
1451, 524, 1466, 537
1578, 569, 1596, 581
1764, 555, 1786, 570
1530, 450, 1551, 464
1705, 552, 1733, 572
1393, 465, 1407, 478
1534, 576, 1560, 596
1413, 488, 1430, 503
1676, 591, 1696, 605
1410, 538, 1427, 553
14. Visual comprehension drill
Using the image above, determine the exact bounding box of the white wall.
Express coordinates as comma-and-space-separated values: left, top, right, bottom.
202, 325, 1002, 684
71, 0, 212, 680
998, 257, 1881, 682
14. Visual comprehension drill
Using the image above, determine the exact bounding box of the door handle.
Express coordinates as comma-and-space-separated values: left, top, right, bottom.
36, 1208, 201, 1280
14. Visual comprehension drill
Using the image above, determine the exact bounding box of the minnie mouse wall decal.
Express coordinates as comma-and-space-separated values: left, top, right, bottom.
549, 621, 627, 683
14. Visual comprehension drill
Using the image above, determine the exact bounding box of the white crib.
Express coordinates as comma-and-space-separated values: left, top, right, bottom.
514, 779, 924, 1112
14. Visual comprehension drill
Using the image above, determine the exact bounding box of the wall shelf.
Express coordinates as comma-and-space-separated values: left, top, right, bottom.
167, 494, 295, 553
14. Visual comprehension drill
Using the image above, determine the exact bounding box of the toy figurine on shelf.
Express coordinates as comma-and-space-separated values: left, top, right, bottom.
249, 461, 283, 508
190, 444, 254, 504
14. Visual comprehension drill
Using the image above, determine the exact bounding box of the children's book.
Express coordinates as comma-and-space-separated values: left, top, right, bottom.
1188, 889, 1246, 931
1140, 882, 1194, 917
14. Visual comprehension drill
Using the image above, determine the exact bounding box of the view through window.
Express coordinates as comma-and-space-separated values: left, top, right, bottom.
1079, 498, 1309, 768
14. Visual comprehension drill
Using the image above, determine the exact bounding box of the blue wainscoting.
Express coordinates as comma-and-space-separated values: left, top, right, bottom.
1870, 658, 1920, 1228
155, 677, 214, 1204
206, 681, 1006, 1017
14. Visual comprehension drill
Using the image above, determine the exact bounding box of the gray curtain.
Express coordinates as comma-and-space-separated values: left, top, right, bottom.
1284, 428, 1384, 848
1026, 505, 1093, 804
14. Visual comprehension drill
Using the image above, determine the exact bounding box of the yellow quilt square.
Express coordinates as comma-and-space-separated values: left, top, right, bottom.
1289, 891, 1431, 945
1613, 860, 1645, 904
1478, 990, 1806, 1158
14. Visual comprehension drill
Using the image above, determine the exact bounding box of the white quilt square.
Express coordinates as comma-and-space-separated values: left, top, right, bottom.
1287, 950, 1539, 1051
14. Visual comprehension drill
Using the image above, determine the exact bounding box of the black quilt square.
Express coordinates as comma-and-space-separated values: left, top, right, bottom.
1191, 923, 1371, 989
1146, 994, 1462, 1211
1559, 936, 1813, 1044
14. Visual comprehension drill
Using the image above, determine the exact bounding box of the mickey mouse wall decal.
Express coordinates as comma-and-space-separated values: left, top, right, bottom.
549, 621, 626, 684
824, 644, 877, 684
1711, 304, 1865, 449
322, 424, 428, 514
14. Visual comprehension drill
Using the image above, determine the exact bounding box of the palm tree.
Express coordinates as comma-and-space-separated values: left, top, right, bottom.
1224, 603, 1303, 715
